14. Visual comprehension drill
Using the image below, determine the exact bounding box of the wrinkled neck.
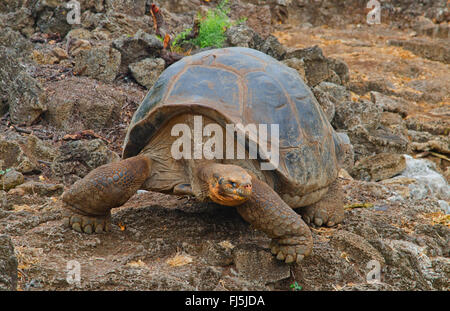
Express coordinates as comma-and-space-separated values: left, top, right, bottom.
186, 160, 217, 201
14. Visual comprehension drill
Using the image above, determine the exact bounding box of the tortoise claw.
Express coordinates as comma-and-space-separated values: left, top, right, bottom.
63, 210, 111, 234
270, 236, 312, 264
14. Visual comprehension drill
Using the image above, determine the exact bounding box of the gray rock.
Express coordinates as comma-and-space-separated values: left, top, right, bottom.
333, 99, 382, 131
74, 45, 121, 83
412, 16, 449, 39
0, 134, 45, 174
0, 234, 17, 291
80, 10, 105, 31
373, 239, 439, 290
92, 12, 155, 40
78, 0, 105, 13
51, 139, 120, 184
225, 24, 263, 49
380, 112, 405, 128
327, 58, 350, 85
104, 0, 147, 16
346, 125, 410, 160
312, 81, 351, 123
0, 7, 34, 37
285, 45, 325, 61
0, 101, 7, 117
387, 39, 449, 64
293, 242, 364, 290
112, 30, 163, 74
341, 282, 396, 291
282, 57, 307, 84
0, 191, 9, 210
0, 0, 24, 13
408, 130, 450, 155
129, 58, 165, 89
34, 3, 73, 37
257, 35, 286, 61
405, 113, 450, 136
311, 86, 335, 122
200, 240, 234, 267
285, 45, 348, 87
0, 46, 47, 125
316, 82, 351, 105
232, 244, 290, 284
370, 91, 414, 117
351, 153, 406, 182
330, 230, 385, 267
1, 169, 24, 191
14, 181, 64, 197
334, 132, 355, 172
225, 24, 284, 60
44, 77, 126, 131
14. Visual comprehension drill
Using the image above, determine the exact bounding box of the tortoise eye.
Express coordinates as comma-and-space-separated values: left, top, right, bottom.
218, 177, 224, 185
230, 182, 237, 188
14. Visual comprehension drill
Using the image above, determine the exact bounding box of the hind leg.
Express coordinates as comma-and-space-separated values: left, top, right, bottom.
300, 179, 344, 227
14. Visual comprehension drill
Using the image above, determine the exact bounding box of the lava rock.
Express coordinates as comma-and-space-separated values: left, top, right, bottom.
73, 45, 121, 83
0, 7, 34, 37
200, 240, 234, 267
1, 169, 24, 191
351, 153, 406, 182
405, 113, 450, 136
0, 234, 17, 291
51, 139, 120, 184
14, 181, 64, 197
104, 0, 147, 16
346, 125, 410, 161
388, 39, 450, 64
112, 30, 163, 75
129, 58, 165, 89
311, 86, 335, 122
44, 77, 126, 131
281, 57, 307, 84
333, 99, 382, 131
0, 134, 49, 174
34, 3, 73, 37
225, 24, 264, 49
0, 46, 47, 125
370, 91, 415, 117
258, 35, 286, 61
285, 45, 348, 87
232, 244, 290, 284
330, 230, 385, 267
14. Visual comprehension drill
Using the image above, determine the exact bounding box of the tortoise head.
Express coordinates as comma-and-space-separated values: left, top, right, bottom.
206, 164, 252, 206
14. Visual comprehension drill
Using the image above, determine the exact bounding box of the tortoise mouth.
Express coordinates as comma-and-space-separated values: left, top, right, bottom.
209, 183, 252, 206
220, 186, 252, 199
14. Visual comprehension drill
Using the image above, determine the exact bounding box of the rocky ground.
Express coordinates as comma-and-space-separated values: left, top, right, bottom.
0, 0, 449, 291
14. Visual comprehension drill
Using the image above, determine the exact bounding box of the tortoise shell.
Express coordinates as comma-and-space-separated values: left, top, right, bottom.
123, 47, 339, 195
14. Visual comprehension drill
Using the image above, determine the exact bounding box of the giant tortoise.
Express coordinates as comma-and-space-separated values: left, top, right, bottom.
61, 47, 351, 264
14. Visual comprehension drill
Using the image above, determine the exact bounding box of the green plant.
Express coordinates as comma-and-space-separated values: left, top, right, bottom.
171, 27, 192, 51
170, 0, 247, 51
192, 0, 233, 48
290, 281, 303, 291
0, 168, 11, 176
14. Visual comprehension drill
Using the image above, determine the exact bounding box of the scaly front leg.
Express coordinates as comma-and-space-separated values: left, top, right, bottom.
237, 178, 313, 264
61, 155, 152, 233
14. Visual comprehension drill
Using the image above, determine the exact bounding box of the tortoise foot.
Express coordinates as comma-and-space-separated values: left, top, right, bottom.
300, 180, 344, 227
270, 235, 313, 264
301, 203, 343, 227
62, 209, 111, 234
